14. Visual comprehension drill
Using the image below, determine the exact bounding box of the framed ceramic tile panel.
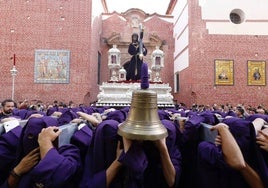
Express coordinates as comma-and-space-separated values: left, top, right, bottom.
34, 49, 70, 83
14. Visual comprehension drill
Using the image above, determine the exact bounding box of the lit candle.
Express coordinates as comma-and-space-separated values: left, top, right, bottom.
140, 62, 149, 89
13, 54, 16, 66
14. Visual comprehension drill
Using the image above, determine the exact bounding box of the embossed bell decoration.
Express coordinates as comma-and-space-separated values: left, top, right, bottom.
118, 63, 167, 140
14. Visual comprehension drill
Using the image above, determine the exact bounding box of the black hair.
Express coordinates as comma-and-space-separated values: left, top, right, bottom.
237, 107, 244, 114
1, 99, 15, 107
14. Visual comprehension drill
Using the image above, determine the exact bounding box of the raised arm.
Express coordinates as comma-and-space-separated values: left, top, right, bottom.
106, 141, 123, 188
154, 138, 176, 187
38, 126, 61, 159
212, 123, 264, 188
211, 123, 245, 169
7, 148, 40, 188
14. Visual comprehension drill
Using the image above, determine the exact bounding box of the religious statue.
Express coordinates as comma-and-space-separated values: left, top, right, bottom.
126, 23, 147, 81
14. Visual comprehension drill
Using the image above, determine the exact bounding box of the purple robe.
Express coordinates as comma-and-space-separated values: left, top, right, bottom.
177, 111, 219, 188
104, 110, 127, 123
245, 116, 268, 187
0, 116, 82, 188
0, 126, 22, 185
221, 117, 252, 160
12, 109, 28, 119
146, 119, 181, 187
25, 110, 45, 119
1, 146, 81, 188
197, 141, 250, 188
158, 109, 170, 120
199, 111, 219, 125
118, 119, 182, 188
225, 110, 236, 117
245, 113, 268, 122
211, 110, 226, 118
80, 120, 123, 188
46, 107, 58, 116
176, 114, 203, 188
57, 109, 79, 126
12, 109, 45, 120
197, 117, 258, 188
250, 143, 268, 188
71, 106, 88, 113
71, 125, 93, 165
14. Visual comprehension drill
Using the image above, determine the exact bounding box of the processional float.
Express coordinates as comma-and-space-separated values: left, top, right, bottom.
118, 23, 168, 140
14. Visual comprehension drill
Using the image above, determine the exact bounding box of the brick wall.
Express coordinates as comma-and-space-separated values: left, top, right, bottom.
173, 0, 268, 108
0, 0, 99, 106
0, 2, 174, 107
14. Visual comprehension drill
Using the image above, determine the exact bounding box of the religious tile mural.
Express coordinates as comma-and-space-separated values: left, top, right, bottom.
34, 49, 70, 84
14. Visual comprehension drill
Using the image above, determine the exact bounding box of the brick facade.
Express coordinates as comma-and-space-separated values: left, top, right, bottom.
0, 0, 96, 105
2, 0, 266, 108
173, 0, 268, 107
0, 1, 174, 106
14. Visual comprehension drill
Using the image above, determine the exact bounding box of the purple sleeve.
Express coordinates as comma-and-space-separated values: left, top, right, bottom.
71, 126, 93, 169
169, 146, 182, 187
179, 115, 205, 145
31, 145, 81, 187
118, 142, 148, 174
0, 181, 8, 188
0, 126, 22, 169
72, 125, 93, 146
198, 141, 226, 167
71, 125, 93, 159
90, 171, 106, 188
0, 127, 22, 187
79, 163, 107, 188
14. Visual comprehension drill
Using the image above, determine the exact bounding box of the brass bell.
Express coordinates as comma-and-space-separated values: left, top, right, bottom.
118, 89, 168, 140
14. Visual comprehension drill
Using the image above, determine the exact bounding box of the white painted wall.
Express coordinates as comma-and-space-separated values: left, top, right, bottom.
173, 5, 189, 39
172, 0, 189, 90
200, 0, 268, 35
174, 49, 189, 74
173, 0, 188, 23
174, 28, 189, 58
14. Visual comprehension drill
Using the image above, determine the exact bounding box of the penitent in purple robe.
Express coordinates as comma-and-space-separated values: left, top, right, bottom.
177, 115, 204, 188
177, 111, 219, 188
0, 126, 22, 185
244, 114, 268, 187
104, 109, 127, 123
13, 146, 81, 188
245, 113, 268, 122
118, 119, 182, 188
0, 116, 83, 188
197, 117, 256, 188
81, 119, 181, 188
71, 125, 93, 166
197, 141, 250, 188
250, 142, 268, 188
143, 119, 181, 188
221, 117, 252, 160
80, 119, 124, 188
